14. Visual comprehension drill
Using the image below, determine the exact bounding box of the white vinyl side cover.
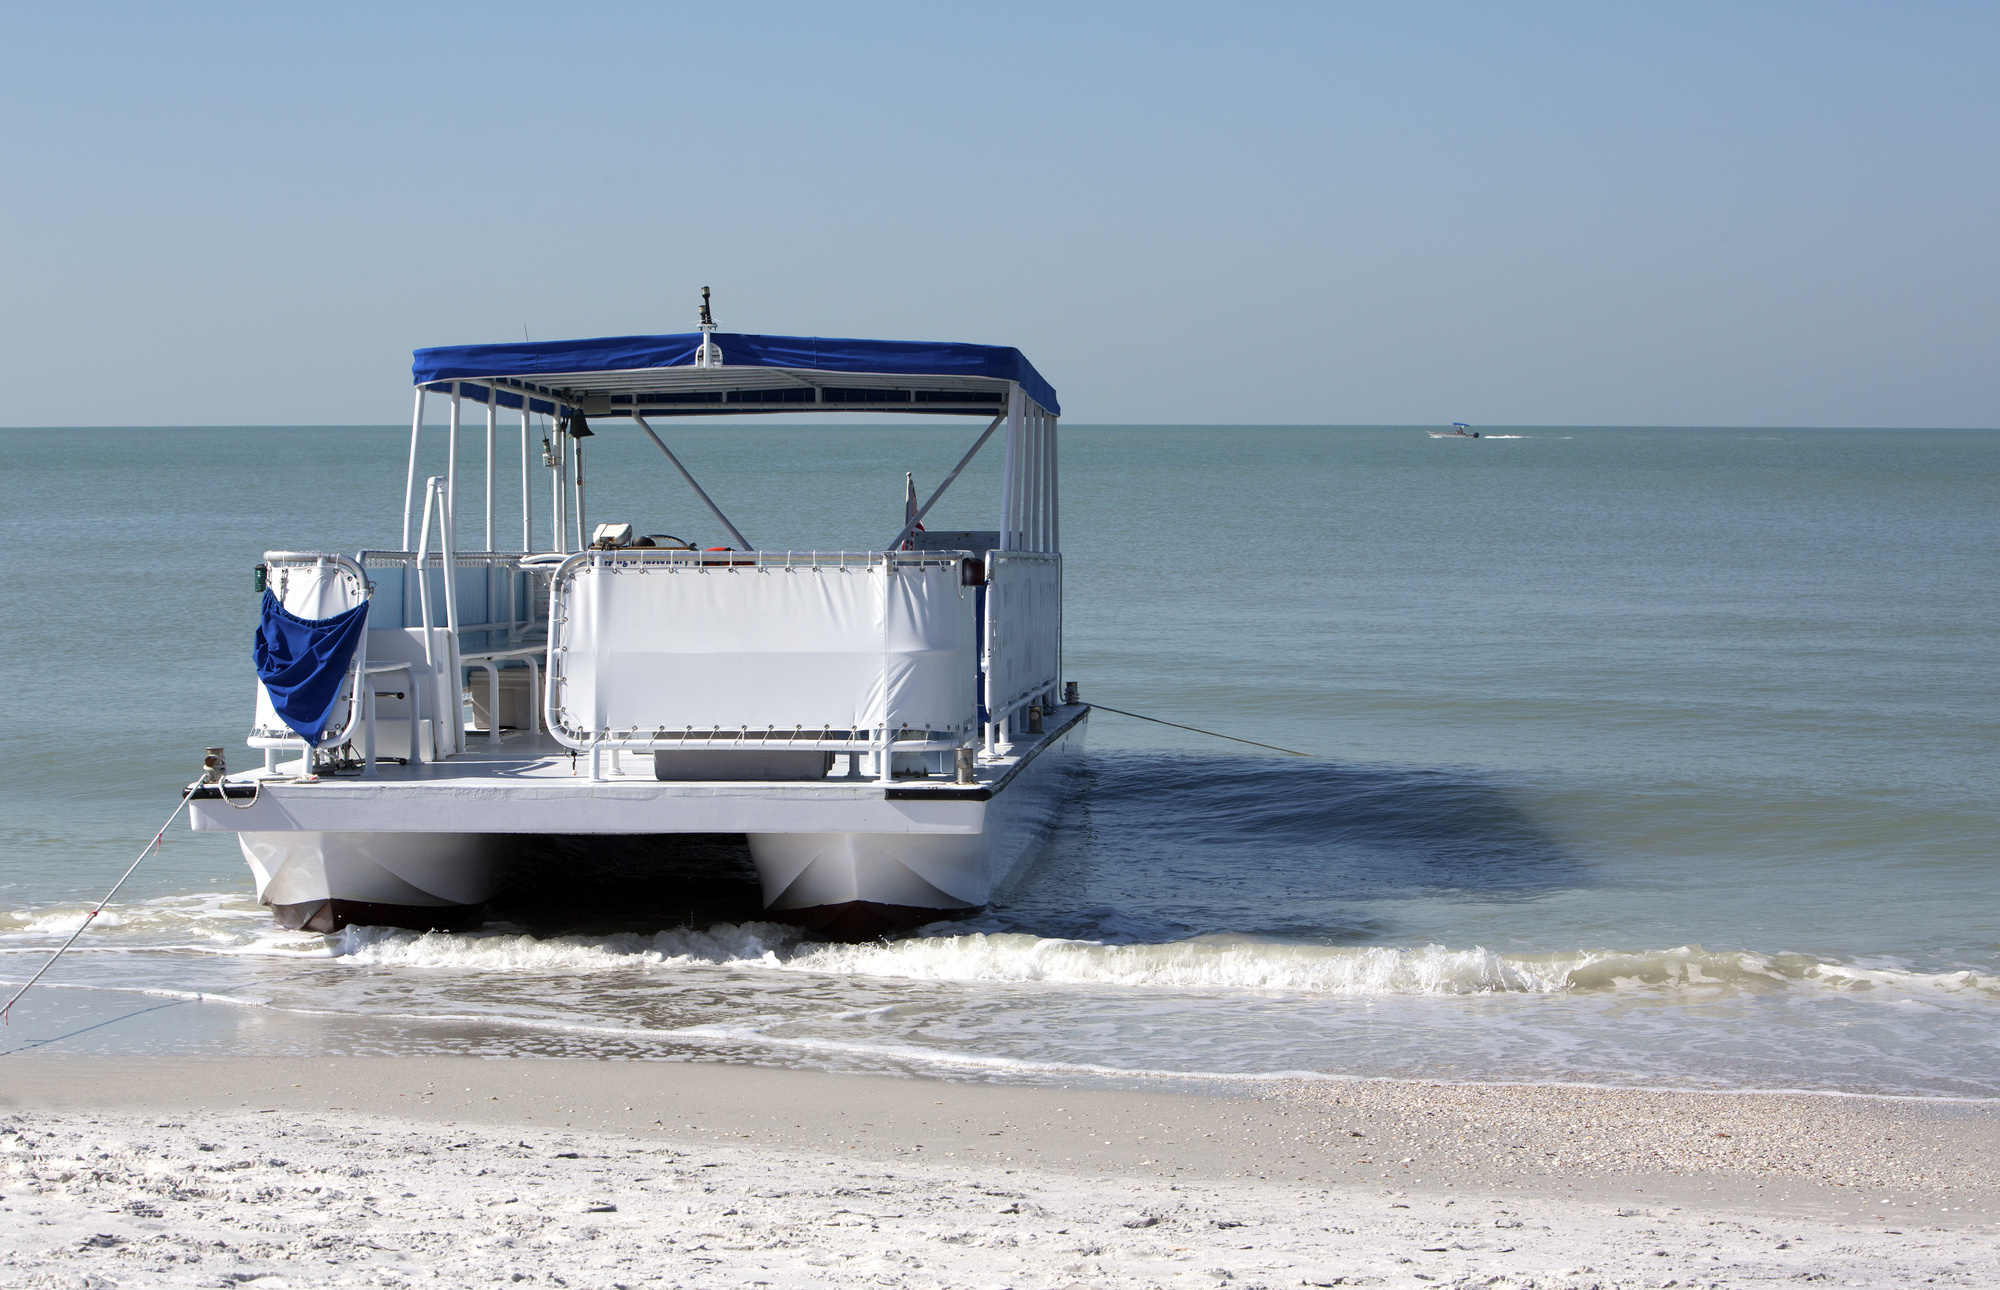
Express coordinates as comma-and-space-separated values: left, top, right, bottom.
550, 562, 975, 738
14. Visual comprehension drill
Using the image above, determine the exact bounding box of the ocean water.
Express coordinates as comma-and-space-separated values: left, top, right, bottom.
2, 424, 1996, 1097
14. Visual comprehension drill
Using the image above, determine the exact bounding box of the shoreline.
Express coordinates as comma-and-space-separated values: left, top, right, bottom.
4, 1055, 1997, 1286
5, 1056, 1996, 1220
14, 970, 2000, 1107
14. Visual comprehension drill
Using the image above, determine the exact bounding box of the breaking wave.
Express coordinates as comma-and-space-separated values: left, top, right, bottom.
318, 923, 2000, 1003
0, 893, 265, 944
9, 892, 1995, 1007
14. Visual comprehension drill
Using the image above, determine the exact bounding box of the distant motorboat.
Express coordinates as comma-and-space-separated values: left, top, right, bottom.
1428, 422, 1482, 439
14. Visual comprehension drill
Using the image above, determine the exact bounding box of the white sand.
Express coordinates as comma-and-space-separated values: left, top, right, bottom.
4, 1058, 1997, 1288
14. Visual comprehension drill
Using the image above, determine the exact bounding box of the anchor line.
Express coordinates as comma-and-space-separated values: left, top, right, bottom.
1086, 704, 1315, 757
1, 788, 196, 1027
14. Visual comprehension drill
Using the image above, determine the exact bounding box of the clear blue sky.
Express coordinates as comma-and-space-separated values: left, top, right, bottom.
3, 2, 1994, 427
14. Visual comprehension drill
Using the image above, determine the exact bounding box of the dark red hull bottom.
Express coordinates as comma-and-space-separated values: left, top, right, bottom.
270, 899, 486, 934
769, 900, 978, 942
270, 896, 969, 943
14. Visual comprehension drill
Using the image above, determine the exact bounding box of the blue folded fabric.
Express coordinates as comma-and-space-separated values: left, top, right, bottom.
253, 591, 370, 746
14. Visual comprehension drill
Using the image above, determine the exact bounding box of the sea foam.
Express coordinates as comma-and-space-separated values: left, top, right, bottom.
317, 923, 2000, 1003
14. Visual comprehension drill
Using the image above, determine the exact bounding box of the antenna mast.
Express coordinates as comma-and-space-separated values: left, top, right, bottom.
694, 286, 724, 369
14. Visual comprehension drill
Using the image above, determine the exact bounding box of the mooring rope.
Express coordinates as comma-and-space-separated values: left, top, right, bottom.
223, 775, 265, 808
1086, 703, 1315, 757
1, 788, 196, 1026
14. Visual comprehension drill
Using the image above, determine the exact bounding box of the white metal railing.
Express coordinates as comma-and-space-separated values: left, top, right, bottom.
357, 548, 534, 644
411, 476, 464, 757
542, 548, 969, 569
463, 644, 543, 745
358, 659, 419, 776
359, 542, 545, 752
984, 550, 1062, 753
252, 540, 1062, 773
544, 549, 979, 782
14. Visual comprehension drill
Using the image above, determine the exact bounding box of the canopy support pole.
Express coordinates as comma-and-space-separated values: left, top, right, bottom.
1048, 416, 1061, 555
1048, 411, 1062, 702
550, 421, 566, 554
446, 384, 462, 553
631, 413, 752, 549
886, 413, 1004, 551
482, 391, 496, 641
1048, 412, 1064, 548
572, 437, 586, 550
1028, 409, 1044, 552
483, 392, 496, 552
519, 401, 532, 553
401, 388, 426, 550
1036, 409, 1049, 550
999, 384, 1024, 550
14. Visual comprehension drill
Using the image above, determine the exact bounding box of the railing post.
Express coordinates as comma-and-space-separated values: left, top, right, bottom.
483, 661, 501, 745
348, 554, 370, 762
415, 479, 438, 677
362, 680, 377, 777
484, 389, 497, 646
879, 552, 896, 783
413, 488, 436, 764
983, 550, 998, 756
440, 477, 463, 755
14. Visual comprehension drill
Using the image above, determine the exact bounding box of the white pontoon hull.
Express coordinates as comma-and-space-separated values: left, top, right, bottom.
238, 830, 513, 932
197, 709, 1087, 939
750, 715, 1083, 934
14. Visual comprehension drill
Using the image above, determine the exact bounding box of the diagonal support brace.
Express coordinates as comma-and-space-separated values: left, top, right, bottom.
631, 413, 753, 550
886, 413, 1006, 552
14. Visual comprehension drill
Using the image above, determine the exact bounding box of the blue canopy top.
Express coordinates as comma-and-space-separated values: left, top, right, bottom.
412, 331, 1058, 417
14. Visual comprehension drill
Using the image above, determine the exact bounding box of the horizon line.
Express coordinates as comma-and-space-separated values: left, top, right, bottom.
3, 422, 1996, 433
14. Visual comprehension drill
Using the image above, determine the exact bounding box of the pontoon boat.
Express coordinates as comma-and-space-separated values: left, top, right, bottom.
189, 297, 1084, 941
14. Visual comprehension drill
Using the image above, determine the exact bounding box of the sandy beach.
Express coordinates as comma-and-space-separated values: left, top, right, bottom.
6, 0, 1998, 1282
4, 1058, 1996, 1287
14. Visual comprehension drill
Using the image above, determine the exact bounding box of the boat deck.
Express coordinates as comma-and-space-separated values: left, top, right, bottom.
190, 704, 1089, 836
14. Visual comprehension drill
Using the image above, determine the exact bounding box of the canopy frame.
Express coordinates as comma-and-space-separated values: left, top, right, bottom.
399, 330, 1059, 559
